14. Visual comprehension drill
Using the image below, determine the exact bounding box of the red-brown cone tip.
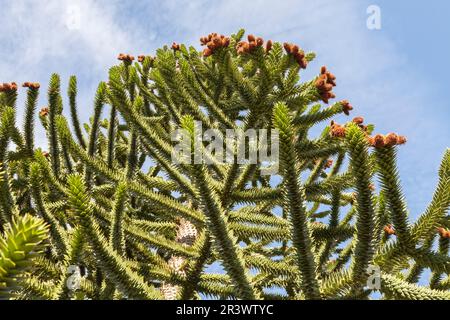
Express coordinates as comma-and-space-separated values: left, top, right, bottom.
437, 227, 450, 239
368, 133, 407, 148
200, 33, 230, 56
23, 82, 40, 89
330, 122, 346, 138
265, 40, 273, 53
117, 53, 134, 62
384, 225, 395, 235
384, 133, 399, 147
352, 116, 364, 125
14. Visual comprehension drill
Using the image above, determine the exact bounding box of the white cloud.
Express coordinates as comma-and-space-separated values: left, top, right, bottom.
0, 0, 134, 79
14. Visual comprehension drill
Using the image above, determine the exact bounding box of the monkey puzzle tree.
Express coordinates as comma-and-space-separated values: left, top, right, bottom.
0, 29, 449, 300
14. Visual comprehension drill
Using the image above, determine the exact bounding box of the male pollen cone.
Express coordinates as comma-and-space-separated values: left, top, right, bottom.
330, 122, 346, 138
384, 225, 396, 235
200, 33, 230, 56
265, 40, 273, 53
39, 107, 49, 117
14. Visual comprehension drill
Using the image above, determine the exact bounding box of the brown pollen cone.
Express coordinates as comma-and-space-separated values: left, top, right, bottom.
315, 68, 337, 103
352, 116, 364, 125
256, 37, 264, 46
23, 82, 40, 89
118, 53, 134, 62
330, 122, 346, 138
203, 48, 213, 57
296, 56, 308, 69
200, 33, 230, 56
236, 35, 263, 55
396, 135, 407, 145
371, 134, 385, 148
0, 82, 18, 92
283, 43, 307, 68
384, 133, 399, 147
437, 227, 450, 239
222, 37, 230, 47
341, 100, 353, 116
369, 133, 407, 148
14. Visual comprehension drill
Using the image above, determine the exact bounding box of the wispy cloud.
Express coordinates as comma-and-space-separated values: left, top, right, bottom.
0, 0, 133, 79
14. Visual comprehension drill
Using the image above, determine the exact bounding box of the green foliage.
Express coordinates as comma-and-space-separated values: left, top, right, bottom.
273, 102, 320, 299
0, 214, 49, 298
0, 29, 449, 300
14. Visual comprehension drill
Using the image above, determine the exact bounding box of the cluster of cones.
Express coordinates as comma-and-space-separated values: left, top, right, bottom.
117, 53, 135, 63
324, 159, 333, 168
341, 100, 354, 116
236, 34, 271, 55
384, 224, 396, 235
39, 107, 49, 117
200, 33, 230, 57
367, 133, 407, 148
23, 82, 40, 89
311, 221, 325, 227
0, 82, 18, 92
137, 55, 155, 66
437, 227, 450, 239
315, 158, 334, 169
283, 43, 308, 68
315, 66, 336, 103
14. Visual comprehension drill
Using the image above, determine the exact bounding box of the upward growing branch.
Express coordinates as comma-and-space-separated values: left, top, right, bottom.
273, 102, 320, 299
345, 123, 376, 290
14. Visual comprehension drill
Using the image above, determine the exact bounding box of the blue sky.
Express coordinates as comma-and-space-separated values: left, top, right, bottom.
1, 0, 449, 286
